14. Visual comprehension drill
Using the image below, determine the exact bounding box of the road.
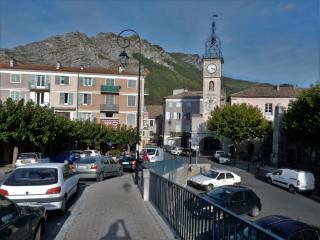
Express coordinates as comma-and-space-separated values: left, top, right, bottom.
172, 152, 320, 228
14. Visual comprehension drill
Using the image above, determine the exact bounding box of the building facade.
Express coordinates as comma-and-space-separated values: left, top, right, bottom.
143, 105, 163, 146
0, 60, 145, 128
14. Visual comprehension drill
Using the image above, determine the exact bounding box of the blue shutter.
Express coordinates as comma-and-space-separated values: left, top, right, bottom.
78, 94, 83, 105
45, 75, 50, 87
65, 76, 69, 85
92, 78, 96, 86
55, 76, 60, 85
30, 75, 36, 88
79, 77, 84, 86
69, 93, 73, 105
59, 93, 64, 104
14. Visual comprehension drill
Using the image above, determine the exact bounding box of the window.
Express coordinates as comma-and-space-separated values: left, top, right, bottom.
265, 103, 273, 115
10, 91, 21, 101
63, 165, 72, 180
128, 79, 136, 88
106, 95, 114, 105
37, 75, 45, 86
128, 95, 136, 107
82, 77, 94, 86
149, 120, 154, 127
217, 173, 225, 180
184, 113, 191, 120
83, 94, 92, 105
231, 192, 244, 202
36, 92, 45, 105
106, 78, 115, 86
10, 74, 21, 83
168, 102, 173, 108
60, 93, 73, 105
0, 196, 19, 227
127, 113, 136, 125
165, 112, 171, 120
173, 112, 177, 119
82, 112, 92, 120
226, 173, 234, 179
177, 113, 182, 120
56, 76, 69, 85
176, 102, 181, 108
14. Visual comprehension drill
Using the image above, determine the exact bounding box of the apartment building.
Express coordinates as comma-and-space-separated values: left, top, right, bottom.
144, 105, 163, 146
0, 59, 145, 128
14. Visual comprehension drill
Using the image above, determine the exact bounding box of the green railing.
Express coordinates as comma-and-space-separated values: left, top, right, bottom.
100, 85, 120, 94
143, 159, 183, 176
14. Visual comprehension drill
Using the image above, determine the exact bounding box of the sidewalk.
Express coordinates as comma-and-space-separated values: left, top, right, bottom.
56, 174, 175, 240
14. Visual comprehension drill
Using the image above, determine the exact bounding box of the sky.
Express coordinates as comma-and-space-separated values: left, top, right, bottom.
0, 0, 319, 87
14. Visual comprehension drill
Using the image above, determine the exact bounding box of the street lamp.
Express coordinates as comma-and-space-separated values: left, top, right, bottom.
117, 29, 142, 185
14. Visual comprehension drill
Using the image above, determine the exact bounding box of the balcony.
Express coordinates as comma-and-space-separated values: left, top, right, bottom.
29, 82, 50, 91
100, 104, 119, 112
100, 85, 120, 94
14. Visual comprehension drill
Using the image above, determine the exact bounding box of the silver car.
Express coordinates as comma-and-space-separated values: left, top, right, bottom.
74, 155, 123, 181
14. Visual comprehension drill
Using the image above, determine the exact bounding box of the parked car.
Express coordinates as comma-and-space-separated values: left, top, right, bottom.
0, 194, 47, 240
163, 145, 173, 152
15, 152, 50, 168
244, 215, 320, 240
214, 150, 225, 159
118, 155, 137, 171
199, 186, 262, 217
187, 169, 241, 191
180, 148, 195, 157
170, 146, 183, 156
141, 147, 164, 162
53, 150, 83, 164
217, 153, 231, 164
72, 150, 86, 158
266, 168, 315, 193
0, 163, 79, 214
74, 155, 123, 181
83, 150, 100, 156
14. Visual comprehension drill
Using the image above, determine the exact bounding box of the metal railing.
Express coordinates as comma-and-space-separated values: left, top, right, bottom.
143, 159, 183, 176
100, 85, 120, 94
149, 172, 283, 240
100, 104, 119, 112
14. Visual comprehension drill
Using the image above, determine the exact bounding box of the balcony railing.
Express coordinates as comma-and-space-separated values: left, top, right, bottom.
100, 85, 120, 94
100, 104, 119, 112
29, 82, 50, 91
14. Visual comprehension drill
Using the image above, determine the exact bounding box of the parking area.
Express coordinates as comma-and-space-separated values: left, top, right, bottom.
178, 154, 320, 228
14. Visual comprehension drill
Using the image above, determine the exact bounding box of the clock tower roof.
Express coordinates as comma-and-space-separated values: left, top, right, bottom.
204, 14, 223, 61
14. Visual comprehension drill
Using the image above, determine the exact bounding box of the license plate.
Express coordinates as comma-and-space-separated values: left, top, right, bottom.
77, 165, 87, 169
21, 160, 31, 164
122, 162, 129, 165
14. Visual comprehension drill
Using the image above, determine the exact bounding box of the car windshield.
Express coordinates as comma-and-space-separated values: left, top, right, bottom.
206, 188, 232, 200
4, 168, 58, 186
220, 153, 228, 157
145, 149, 156, 155
204, 170, 219, 179
18, 153, 37, 159
77, 157, 96, 164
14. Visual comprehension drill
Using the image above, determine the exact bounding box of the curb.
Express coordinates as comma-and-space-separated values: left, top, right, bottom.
55, 187, 90, 240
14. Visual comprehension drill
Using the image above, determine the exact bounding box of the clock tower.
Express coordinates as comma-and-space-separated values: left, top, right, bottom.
202, 15, 224, 121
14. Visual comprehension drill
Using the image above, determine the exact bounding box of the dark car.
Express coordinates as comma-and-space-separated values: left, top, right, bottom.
53, 150, 81, 164
118, 155, 137, 171
180, 148, 195, 157
244, 215, 320, 240
0, 194, 46, 240
199, 185, 262, 217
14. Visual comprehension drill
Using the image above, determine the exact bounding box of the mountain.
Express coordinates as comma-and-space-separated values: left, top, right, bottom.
0, 32, 257, 104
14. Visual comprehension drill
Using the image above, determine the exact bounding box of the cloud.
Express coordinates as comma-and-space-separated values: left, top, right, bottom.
281, 3, 296, 11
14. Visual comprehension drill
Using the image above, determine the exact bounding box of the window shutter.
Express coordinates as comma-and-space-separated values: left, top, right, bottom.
92, 78, 96, 86
69, 93, 73, 105
59, 93, 64, 104
92, 113, 96, 121
88, 94, 92, 105
55, 76, 60, 85
78, 94, 83, 105
79, 77, 84, 86
65, 76, 69, 85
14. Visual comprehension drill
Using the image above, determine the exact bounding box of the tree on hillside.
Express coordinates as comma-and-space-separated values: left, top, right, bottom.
207, 103, 271, 158
283, 85, 320, 150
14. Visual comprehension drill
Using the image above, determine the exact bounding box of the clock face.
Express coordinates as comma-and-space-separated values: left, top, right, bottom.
207, 64, 217, 74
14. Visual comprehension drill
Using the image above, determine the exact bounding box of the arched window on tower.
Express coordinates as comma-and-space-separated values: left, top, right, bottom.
209, 81, 214, 91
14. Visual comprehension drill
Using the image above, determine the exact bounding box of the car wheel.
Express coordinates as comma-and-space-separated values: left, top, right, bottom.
289, 185, 296, 193
97, 172, 104, 182
250, 205, 260, 217
118, 168, 123, 177
206, 184, 213, 191
33, 222, 43, 240
267, 177, 272, 184
60, 196, 67, 215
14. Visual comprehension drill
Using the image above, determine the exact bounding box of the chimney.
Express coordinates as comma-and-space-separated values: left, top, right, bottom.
9, 57, 16, 68
56, 61, 61, 70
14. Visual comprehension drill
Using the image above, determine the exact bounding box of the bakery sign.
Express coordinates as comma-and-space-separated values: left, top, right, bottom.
101, 118, 119, 128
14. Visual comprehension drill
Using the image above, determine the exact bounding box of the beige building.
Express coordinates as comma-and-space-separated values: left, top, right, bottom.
0, 60, 145, 128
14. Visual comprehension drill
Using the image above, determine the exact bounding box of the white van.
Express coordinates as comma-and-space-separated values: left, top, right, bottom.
142, 147, 164, 162
266, 168, 315, 193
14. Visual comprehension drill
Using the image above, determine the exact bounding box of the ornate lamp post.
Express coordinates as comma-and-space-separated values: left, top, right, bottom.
117, 29, 142, 185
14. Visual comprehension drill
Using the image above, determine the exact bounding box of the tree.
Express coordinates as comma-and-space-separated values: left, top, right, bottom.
283, 85, 320, 150
207, 103, 271, 157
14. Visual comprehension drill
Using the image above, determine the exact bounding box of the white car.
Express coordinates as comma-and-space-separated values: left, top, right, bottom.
217, 153, 231, 164
15, 152, 50, 168
214, 150, 225, 159
170, 147, 183, 155
0, 163, 79, 214
266, 168, 315, 193
83, 150, 100, 156
187, 169, 241, 191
